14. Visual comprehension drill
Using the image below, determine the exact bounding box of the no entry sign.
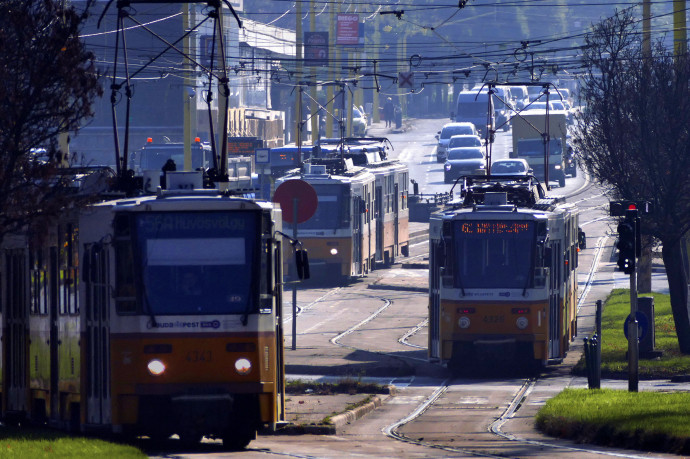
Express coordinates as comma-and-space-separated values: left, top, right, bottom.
273, 179, 318, 224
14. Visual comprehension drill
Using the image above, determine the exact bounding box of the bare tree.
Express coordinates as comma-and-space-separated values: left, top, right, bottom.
575, 10, 690, 352
0, 1, 102, 245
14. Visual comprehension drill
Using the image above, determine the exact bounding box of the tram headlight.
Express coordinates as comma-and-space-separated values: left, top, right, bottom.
147, 359, 166, 376
234, 358, 252, 375
330, 248, 338, 256
458, 316, 471, 329
516, 316, 529, 330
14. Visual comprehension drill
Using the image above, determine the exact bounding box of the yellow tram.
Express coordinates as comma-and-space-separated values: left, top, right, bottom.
428, 175, 581, 373
1, 187, 290, 449
276, 139, 410, 283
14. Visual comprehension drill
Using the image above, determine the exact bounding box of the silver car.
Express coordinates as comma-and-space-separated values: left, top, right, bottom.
435, 122, 479, 163
444, 147, 486, 183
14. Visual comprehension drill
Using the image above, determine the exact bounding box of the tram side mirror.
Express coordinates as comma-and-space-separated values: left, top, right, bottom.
578, 228, 587, 249
295, 248, 310, 280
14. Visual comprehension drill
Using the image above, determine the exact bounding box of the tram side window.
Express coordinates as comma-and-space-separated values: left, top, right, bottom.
401, 172, 408, 210
30, 249, 48, 316
387, 175, 394, 213
115, 241, 137, 314
59, 225, 79, 315
8, 250, 28, 319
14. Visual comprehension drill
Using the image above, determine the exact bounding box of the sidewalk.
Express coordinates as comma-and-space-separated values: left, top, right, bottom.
366, 118, 413, 137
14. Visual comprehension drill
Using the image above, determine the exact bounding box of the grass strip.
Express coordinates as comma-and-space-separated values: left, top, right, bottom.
536, 388, 690, 454
286, 378, 390, 395
0, 426, 145, 458
573, 289, 690, 379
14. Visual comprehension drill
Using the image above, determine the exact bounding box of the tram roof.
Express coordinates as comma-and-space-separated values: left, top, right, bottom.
445, 174, 569, 212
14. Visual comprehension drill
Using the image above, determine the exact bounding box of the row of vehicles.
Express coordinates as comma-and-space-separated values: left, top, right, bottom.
437, 85, 577, 188
0, 135, 410, 448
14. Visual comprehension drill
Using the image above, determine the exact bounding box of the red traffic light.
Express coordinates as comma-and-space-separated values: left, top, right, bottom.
628, 203, 637, 210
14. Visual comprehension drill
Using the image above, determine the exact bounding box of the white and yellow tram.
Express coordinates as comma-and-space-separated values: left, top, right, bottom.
1, 188, 290, 449
428, 175, 581, 372
276, 140, 410, 283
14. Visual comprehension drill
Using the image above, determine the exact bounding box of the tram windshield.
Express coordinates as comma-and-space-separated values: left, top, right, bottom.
287, 184, 349, 230
453, 220, 535, 289
516, 139, 563, 157
133, 211, 258, 315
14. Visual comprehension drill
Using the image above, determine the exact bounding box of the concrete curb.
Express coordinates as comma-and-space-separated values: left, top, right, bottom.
265, 388, 396, 435
367, 283, 427, 293
328, 395, 383, 432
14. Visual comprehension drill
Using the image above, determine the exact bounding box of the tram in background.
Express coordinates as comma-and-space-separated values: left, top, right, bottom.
1, 172, 299, 449
275, 138, 409, 283
428, 174, 582, 373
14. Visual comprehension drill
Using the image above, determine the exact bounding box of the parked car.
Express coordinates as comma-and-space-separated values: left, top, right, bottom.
490, 158, 532, 176
444, 147, 486, 183
435, 122, 479, 162
352, 105, 367, 136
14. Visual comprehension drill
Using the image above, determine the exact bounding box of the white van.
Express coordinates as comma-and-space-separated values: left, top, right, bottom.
507, 85, 529, 110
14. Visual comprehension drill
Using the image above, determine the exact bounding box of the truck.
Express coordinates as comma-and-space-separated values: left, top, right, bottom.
510, 109, 569, 187
454, 87, 512, 136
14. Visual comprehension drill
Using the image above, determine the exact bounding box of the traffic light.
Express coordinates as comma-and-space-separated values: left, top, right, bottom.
617, 208, 638, 275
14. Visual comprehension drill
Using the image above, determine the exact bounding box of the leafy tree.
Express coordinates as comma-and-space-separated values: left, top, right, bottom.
574, 10, 690, 352
0, 0, 102, 245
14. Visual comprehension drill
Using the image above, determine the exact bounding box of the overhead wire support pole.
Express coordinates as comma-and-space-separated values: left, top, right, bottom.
110, 9, 123, 177
101, 0, 242, 187
215, 3, 231, 184
544, 85, 550, 189
205, 9, 220, 172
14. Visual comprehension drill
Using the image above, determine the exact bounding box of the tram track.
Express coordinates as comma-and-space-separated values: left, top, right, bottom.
271, 184, 634, 457
379, 198, 652, 458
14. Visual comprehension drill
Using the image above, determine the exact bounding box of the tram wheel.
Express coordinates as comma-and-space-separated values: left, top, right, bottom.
223, 431, 255, 451
178, 433, 202, 448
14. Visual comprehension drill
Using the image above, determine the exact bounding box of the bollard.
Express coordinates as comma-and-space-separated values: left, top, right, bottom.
583, 335, 601, 389
590, 334, 601, 389
583, 337, 592, 388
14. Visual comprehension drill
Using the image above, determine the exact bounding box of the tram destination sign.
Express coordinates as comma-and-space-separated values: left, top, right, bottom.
460, 221, 532, 235
227, 137, 262, 156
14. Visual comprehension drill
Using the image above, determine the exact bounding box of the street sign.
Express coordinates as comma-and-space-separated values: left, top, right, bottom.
305, 32, 329, 67
255, 148, 270, 164
336, 14, 360, 46
273, 179, 318, 224
399, 72, 414, 88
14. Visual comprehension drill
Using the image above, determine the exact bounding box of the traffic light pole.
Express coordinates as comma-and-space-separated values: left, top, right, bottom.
628, 267, 639, 392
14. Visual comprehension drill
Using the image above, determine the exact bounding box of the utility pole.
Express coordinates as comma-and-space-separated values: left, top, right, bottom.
326, 3, 336, 137
294, 0, 303, 144
673, 0, 687, 57
309, 0, 318, 144
642, 0, 651, 58
183, 3, 193, 171
372, 14, 380, 124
